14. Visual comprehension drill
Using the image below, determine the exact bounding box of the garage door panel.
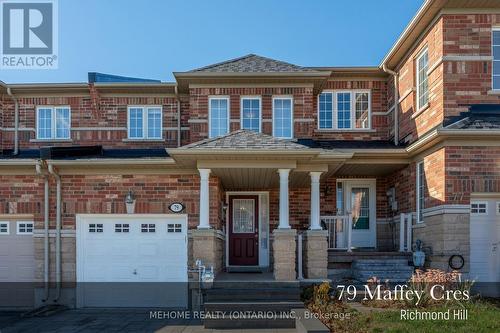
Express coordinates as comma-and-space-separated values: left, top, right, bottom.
77, 215, 188, 308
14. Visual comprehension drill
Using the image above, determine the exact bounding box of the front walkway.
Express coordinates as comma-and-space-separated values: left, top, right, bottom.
0, 309, 297, 333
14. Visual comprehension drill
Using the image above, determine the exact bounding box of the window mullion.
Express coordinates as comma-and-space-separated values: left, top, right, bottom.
52, 108, 57, 139
143, 108, 147, 139
351, 92, 355, 130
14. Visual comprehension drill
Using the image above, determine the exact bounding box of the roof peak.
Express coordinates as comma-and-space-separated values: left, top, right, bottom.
188, 54, 315, 73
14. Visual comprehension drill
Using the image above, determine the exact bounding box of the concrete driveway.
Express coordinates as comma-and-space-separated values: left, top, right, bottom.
0, 309, 297, 333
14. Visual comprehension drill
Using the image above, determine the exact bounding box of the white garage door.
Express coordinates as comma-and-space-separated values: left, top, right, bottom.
0, 220, 35, 308
76, 214, 188, 308
470, 199, 500, 284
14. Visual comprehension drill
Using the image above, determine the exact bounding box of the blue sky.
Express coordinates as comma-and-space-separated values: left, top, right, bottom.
1, 0, 424, 83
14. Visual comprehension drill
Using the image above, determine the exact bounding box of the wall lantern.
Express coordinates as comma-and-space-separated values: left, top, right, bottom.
125, 190, 136, 214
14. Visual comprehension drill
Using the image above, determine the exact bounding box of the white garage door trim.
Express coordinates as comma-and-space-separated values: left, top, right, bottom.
76, 214, 188, 308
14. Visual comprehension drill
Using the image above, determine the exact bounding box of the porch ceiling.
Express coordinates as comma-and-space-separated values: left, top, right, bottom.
334, 162, 408, 177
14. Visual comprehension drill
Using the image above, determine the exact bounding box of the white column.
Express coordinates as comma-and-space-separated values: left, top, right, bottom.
198, 168, 211, 229
278, 169, 291, 229
309, 172, 322, 230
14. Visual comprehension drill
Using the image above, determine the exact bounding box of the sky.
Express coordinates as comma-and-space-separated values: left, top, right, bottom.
0, 0, 424, 83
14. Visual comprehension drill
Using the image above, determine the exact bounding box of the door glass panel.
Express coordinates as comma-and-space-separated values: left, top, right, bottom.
351, 187, 369, 230
233, 199, 255, 233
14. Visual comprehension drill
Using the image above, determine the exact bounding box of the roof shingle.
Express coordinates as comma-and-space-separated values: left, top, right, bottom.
189, 54, 314, 73
181, 130, 310, 150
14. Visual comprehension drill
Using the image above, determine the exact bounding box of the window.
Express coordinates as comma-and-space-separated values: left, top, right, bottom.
318, 91, 371, 130
336, 92, 351, 129
273, 97, 293, 138
209, 97, 229, 138
17, 222, 33, 234
492, 29, 500, 90
471, 202, 488, 214
89, 223, 103, 233
0, 222, 9, 235
318, 93, 333, 129
240, 97, 261, 132
416, 48, 429, 110
36, 106, 71, 140
336, 181, 344, 215
127, 106, 162, 139
416, 161, 426, 223
167, 223, 182, 233
115, 223, 130, 233
354, 92, 370, 129
141, 224, 155, 233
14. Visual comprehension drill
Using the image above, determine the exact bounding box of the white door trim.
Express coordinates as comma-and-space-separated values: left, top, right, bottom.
341, 179, 377, 248
225, 191, 270, 268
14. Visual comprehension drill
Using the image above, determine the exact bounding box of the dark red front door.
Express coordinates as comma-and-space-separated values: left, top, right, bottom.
228, 195, 259, 266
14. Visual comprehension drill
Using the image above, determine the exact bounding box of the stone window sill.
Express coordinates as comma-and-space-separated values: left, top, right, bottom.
30, 139, 73, 143
413, 222, 426, 229
314, 129, 375, 133
487, 89, 500, 95
122, 138, 165, 142
411, 103, 430, 119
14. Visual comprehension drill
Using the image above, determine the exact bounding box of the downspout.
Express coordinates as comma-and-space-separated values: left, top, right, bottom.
6, 87, 19, 155
382, 65, 399, 146
175, 86, 181, 147
36, 161, 50, 302
48, 164, 61, 302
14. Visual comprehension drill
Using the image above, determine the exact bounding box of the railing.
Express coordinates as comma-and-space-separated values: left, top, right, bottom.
399, 213, 413, 252
321, 214, 352, 252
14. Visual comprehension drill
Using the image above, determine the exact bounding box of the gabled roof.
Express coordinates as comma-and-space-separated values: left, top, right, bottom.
188, 54, 315, 73
180, 130, 310, 150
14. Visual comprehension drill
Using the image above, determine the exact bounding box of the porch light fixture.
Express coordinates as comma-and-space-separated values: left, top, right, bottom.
125, 190, 136, 214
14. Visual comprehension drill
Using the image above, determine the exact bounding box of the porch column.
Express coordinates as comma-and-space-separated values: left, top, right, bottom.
278, 169, 291, 229
309, 172, 322, 230
198, 168, 211, 229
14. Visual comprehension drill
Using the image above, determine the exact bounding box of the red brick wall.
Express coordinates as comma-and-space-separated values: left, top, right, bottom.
1, 95, 180, 149
0, 175, 44, 225
445, 146, 500, 204
442, 14, 500, 118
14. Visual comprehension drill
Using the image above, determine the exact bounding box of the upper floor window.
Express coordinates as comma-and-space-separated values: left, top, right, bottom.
318, 91, 371, 130
416, 48, 429, 110
209, 97, 229, 138
127, 106, 162, 139
272, 97, 293, 139
492, 28, 500, 90
36, 106, 71, 140
240, 97, 261, 132
319, 92, 333, 129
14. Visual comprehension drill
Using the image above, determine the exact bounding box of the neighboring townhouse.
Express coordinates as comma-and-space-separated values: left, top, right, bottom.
0, 0, 499, 312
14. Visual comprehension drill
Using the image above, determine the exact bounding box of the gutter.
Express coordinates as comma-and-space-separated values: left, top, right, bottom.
382, 65, 399, 146
36, 161, 50, 302
6, 87, 19, 155
175, 86, 181, 147
47, 164, 62, 302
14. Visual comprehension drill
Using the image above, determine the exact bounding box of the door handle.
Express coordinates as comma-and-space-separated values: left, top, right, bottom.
133, 269, 137, 275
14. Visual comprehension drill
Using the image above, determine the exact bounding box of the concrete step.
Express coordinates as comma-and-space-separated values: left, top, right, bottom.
352, 259, 410, 265
204, 301, 303, 313
205, 288, 301, 302
352, 264, 414, 272
204, 314, 296, 329
353, 273, 412, 283
211, 281, 299, 289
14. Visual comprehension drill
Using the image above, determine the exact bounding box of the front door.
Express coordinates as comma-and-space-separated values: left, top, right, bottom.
229, 195, 259, 266
344, 180, 376, 248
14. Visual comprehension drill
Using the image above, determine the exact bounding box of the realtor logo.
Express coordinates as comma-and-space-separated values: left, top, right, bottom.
1, 0, 58, 69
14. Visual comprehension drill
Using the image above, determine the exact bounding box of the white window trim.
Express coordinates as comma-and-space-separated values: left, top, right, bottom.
470, 201, 488, 215
240, 96, 262, 133
272, 95, 294, 139
0, 221, 9, 235
208, 96, 231, 138
416, 47, 429, 111
127, 105, 163, 140
36, 106, 71, 140
492, 27, 500, 91
317, 90, 334, 130
416, 161, 425, 224
16, 221, 33, 235
318, 90, 371, 130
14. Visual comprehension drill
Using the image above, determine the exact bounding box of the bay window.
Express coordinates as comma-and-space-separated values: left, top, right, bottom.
36, 106, 71, 140
209, 97, 230, 138
127, 106, 162, 139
